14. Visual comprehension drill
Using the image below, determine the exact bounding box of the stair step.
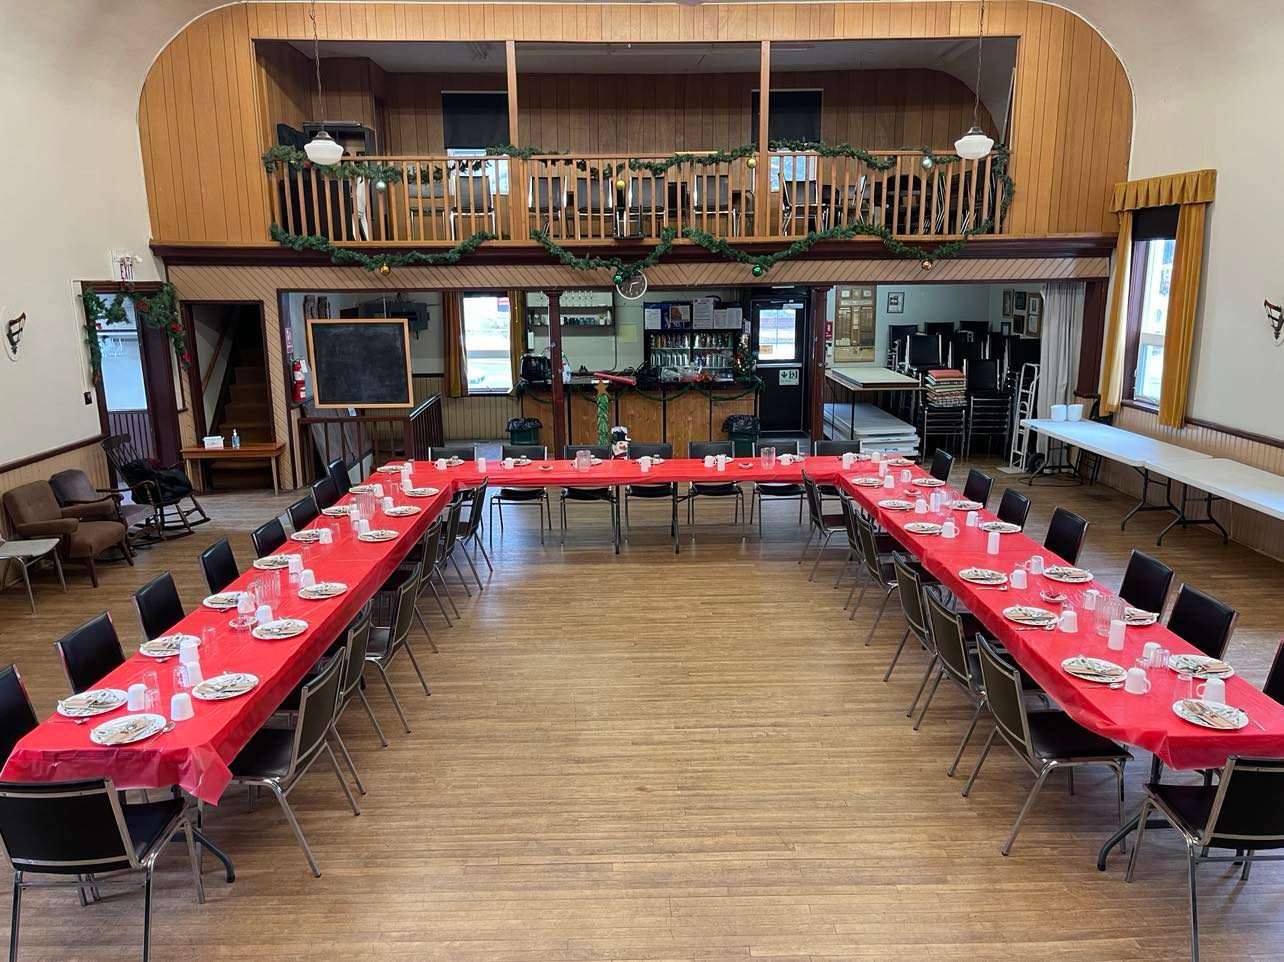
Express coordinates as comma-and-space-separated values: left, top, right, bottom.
232, 365, 265, 381
229, 383, 268, 403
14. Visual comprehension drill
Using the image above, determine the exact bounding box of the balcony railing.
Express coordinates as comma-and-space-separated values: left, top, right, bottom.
268, 149, 1007, 247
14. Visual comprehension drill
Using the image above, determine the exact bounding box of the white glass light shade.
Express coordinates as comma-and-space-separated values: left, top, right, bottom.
954, 126, 995, 161
304, 130, 343, 165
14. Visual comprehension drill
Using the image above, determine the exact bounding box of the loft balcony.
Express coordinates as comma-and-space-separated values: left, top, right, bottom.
267, 147, 1008, 248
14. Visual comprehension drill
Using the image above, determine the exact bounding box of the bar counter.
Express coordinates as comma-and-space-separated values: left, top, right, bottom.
518, 378, 760, 453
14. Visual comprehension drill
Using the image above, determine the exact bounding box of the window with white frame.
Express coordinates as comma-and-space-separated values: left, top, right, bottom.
461, 293, 512, 394
1126, 205, 1178, 406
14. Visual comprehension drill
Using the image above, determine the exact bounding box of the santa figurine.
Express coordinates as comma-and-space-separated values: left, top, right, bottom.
610, 426, 631, 459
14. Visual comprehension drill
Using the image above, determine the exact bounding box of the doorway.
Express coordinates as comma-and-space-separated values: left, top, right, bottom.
186, 302, 273, 489
90, 284, 182, 471
752, 295, 809, 433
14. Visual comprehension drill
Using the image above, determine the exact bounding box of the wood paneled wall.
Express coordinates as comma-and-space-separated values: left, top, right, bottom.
1098, 406, 1284, 563
139, 1, 1132, 244
0, 440, 111, 539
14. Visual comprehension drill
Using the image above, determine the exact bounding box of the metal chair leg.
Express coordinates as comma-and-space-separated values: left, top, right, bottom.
1001, 764, 1055, 855
266, 782, 321, 877
906, 654, 939, 717
912, 669, 944, 731
372, 662, 411, 733
1124, 796, 1154, 882
948, 701, 985, 776
324, 743, 361, 815
961, 728, 997, 797
1187, 847, 1201, 962
449, 555, 472, 596
863, 587, 894, 646
356, 688, 389, 747
183, 822, 206, 904
475, 538, 494, 572
808, 531, 834, 581
884, 628, 913, 682
330, 727, 366, 795
457, 543, 484, 590
402, 639, 432, 695
141, 866, 153, 962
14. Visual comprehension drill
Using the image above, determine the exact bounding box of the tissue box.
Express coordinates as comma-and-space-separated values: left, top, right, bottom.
202, 436, 225, 449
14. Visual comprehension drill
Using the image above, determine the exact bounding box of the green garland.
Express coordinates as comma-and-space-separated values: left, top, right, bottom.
81, 283, 186, 380
262, 145, 404, 184
531, 227, 678, 281
595, 392, 610, 445
270, 224, 496, 271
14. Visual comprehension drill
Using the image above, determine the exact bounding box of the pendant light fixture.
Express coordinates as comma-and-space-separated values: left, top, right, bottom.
303, 0, 343, 166
955, 0, 995, 161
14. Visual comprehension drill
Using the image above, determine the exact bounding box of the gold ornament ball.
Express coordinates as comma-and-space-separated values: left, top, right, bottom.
614, 177, 627, 191
379, 263, 392, 276
746, 157, 758, 169
920, 259, 933, 272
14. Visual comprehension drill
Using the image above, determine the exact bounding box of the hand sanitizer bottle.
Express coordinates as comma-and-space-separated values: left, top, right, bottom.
231, 429, 241, 450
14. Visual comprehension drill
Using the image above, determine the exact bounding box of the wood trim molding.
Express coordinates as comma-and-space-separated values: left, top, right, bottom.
0, 433, 106, 474
1184, 416, 1284, 452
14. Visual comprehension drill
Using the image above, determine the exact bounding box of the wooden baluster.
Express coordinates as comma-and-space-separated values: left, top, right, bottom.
442, 161, 455, 242
890, 157, 901, 236
279, 169, 294, 233
981, 155, 995, 233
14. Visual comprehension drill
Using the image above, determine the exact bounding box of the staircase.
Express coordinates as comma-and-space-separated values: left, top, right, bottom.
208, 323, 274, 490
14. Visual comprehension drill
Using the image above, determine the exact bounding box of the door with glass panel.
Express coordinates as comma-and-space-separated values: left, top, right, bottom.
753, 298, 809, 432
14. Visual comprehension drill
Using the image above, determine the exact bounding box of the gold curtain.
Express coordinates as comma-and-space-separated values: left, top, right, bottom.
508, 290, 527, 389
1098, 209, 1133, 415
1158, 203, 1208, 427
443, 292, 469, 398
1098, 170, 1215, 422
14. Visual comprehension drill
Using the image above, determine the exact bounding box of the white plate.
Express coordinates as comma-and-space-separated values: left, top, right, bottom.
980, 521, 1022, 534
405, 487, 440, 498
377, 464, 404, 473
878, 499, 913, 511
289, 530, 322, 543
1043, 565, 1093, 584
384, 505, 421, 517
1004, 605, 1058, 625
905, 522, 942, 535
951, 500, 983, 511
1168, 653, 1235, 679
192, 673, 259, 701
778, 454, 805, 464
57, 688, 128, 718
252, 556, 290, 570
1173, 699, 1247, 730
911, 477, 946, 487
445, 457, 464, 467
299, 581, 348, 600
139, 634, 200, 658
851, 477, 883, 487
1062, 656, 1126, 683
90, 713, 166, 746
202, 591, 243, 610
959, 567, 1008, 585
511, 457, 533, 467
252, 618, 308, 640
1124, 607, 1159, 626
358, 529, 399, 542
888, 458, 914, 466
322, 505, 353, 517
590, 457, 604, 466
349, 484, 377, 494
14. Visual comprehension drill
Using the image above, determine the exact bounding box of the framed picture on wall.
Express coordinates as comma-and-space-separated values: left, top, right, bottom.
1014, 291, 1028, 312
1000, 321, 1013, 337
1013, 314, 1026, 335
1027, 293, 1043, 318
1002, 290, 1014, 317
886, 291, 905, 314
1025, 311, 1042, 337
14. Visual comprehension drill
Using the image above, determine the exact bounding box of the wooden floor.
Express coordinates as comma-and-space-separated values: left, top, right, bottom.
2, 462, 1283, 961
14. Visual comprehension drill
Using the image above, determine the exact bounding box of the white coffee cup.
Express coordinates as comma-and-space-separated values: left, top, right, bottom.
965, 511, 979, 528
941, 521, 958, 539
300, 569, 316, 589
1142, 641, 1161, 665
170, 692, 195, 721
1123, 667, 1151, 694
841, 452, 855, 468
1011, 567, 1028, 589
1051, 404, 1068, 422
381, 496, 394, 512
900, 469, 911, 482
639, 456, 652, 473
179, 639, 200, 664
1059, 608, 1078, 633
1068, 403, 1085, 422
372, 483, 385, 498
435, 458, 447, 470
703, 455, 715, 468
127, 683, 147, 711
1028, 555, 1045, 575
1107, 619, 1126, 651
1197, 676, 1227, 704
255, 604, 274, 625
987, 531, 1001, 555
914, 498, 927, 514
317, 527, 333, 544
883, 476, 895, 489
503, 458, 514, 470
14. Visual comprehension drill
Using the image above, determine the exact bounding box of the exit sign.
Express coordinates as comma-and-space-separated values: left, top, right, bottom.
779, 368, 800, 386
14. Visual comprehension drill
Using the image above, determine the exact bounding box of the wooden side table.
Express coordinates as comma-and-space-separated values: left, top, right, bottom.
181, 442, 286, 495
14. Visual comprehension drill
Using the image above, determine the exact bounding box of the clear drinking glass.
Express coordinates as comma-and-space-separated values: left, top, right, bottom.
1097, 596, 1125, 636
1176, 670, 1195, 702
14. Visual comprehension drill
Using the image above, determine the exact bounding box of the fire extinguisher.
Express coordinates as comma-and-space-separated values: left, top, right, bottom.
292, 357, 309, 402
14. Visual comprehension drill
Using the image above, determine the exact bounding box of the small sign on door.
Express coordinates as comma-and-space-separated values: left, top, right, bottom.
779, 368, 800, 386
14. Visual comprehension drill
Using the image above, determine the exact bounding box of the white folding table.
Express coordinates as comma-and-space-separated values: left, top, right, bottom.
1021, 419, 1212, 531
1150, 457, 1284, 544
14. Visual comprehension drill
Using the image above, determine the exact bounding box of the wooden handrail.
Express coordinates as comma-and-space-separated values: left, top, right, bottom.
199, 324, 231, 393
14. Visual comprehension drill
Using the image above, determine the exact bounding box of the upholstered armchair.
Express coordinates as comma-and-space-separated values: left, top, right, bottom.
2, 481, 133, 586
50, 468, 154, 545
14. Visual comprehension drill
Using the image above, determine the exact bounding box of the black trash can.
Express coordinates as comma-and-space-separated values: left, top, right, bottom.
506, 417, 542, 446
722, 414, 761, 458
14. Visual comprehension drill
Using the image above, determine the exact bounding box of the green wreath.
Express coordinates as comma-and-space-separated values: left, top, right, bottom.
81, 283, 186, 380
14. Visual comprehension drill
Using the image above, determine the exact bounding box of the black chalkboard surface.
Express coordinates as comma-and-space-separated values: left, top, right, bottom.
307, 318, 413, 409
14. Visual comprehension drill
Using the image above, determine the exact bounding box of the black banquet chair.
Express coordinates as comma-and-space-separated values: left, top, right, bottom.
1166, 585, 1238, 660
132, 572, 185, 641
427, 445, 477, 462
559, 446, 619, 553
686, 441, 745, 530
199, 538, 239, 595
622, 443, 680, 553
326, 458, 352, 497
54, 613, 126, 694
929, 448, 954, 482
996, 488, 1032, 529
0, 665, 37, 765
287, 495, 319, 533
750, 439, 805, 532
310, 476, 340, 512
962, 469, 994, 507
226, 655, 357, 877
1118, 550, 1174, 616
1043, 507, 1089, 565
1126, 756, 1284, 962
0, 777, 204, 961
489, 444, 551, 544
251, 517, 287, 557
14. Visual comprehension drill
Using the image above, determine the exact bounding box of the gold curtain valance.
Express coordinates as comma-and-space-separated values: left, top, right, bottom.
1110, 169, 1216, 213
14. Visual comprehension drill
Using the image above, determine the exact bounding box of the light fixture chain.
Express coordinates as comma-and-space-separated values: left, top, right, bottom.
972, 0, 986, 126
310, 0, 324, 121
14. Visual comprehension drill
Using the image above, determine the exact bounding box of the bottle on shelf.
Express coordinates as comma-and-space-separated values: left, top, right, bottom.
231, 429, 241, 450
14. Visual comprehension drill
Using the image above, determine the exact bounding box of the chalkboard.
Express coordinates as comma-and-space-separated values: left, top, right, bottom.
307, 318, 413, 409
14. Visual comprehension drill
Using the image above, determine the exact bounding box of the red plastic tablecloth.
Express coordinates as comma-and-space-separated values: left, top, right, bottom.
838, 466, 1284, 771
